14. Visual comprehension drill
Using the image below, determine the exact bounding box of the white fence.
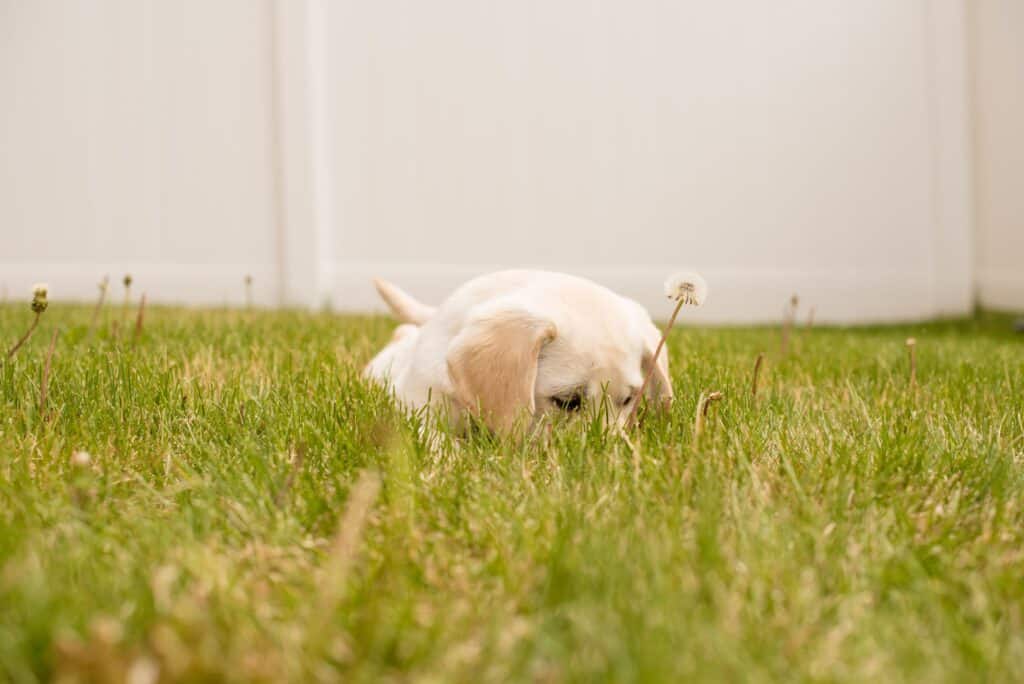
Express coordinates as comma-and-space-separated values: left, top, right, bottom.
1, 0, 1020, 321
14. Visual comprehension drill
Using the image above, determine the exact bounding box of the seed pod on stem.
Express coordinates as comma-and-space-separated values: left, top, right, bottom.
625, 271, 708, 429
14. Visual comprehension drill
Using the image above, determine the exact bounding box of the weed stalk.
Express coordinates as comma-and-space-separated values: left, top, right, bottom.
6, 285, 48, 360
133, 293, 147, 342
122, 274, 133, 325
88, 276, 109, 336
625, 271, 707, 430
694, 391, 724, 441
751, 352, 765, 398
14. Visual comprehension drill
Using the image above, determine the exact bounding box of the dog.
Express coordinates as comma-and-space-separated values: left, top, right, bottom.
364, 270, 673, 433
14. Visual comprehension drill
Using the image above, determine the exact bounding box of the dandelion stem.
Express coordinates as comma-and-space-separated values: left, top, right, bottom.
625, 296, 685, 429
6, 312, 41, 360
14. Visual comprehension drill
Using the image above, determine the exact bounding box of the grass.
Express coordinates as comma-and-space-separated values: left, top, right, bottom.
0, 303, 1022, 682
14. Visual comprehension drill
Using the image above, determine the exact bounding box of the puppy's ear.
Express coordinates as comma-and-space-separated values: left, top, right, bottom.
641, 320, 674, 407
446, 307, 557, 433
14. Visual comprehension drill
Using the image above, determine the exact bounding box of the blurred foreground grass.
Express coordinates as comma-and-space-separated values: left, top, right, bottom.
0, 303, 1022, 682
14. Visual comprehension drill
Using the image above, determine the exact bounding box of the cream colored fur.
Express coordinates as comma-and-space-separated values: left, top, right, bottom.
364, 270, 673, 433
447, 308, 557, 432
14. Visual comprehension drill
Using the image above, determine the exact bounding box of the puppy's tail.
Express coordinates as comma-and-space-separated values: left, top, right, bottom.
373, 278, 437, 325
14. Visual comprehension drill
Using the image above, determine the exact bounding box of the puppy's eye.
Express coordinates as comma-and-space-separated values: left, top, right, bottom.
622, 395, 632, 405
551, 393, 582, 412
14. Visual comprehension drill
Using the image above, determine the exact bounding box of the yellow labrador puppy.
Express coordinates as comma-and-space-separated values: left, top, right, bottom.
364, 270, 672, 433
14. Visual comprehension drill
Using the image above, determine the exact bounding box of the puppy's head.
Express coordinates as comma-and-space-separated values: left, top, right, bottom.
446, 297, 672, 433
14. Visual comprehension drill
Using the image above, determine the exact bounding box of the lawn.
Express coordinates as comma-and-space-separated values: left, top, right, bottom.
1, 302, 1022, 682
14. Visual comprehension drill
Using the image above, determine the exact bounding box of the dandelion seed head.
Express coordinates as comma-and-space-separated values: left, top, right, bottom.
663, 271, 708, 307
31, 283, 49, 313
